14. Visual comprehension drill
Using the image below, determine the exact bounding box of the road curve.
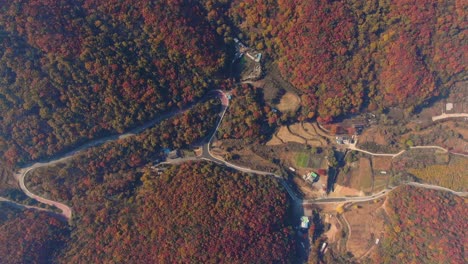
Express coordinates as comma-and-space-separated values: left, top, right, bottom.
15, 167, 73, 220
12, 89, 468, 221
12, 94, 218, 220
200, 91, 467, 205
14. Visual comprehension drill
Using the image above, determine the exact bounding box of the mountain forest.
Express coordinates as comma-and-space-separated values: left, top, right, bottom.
0, 0, 466, 263
0, 0, 465, 167
375, 186, 466, 263
6, 162, 295, 263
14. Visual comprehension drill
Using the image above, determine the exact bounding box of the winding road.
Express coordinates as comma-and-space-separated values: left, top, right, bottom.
6, 90, 468, 222
10, 92, 217, 220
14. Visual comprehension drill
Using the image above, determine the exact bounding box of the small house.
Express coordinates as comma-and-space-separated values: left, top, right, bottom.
446, 103, 453, 111
303, 172, 319, 183
300, 216, 309, 229
167, 150, 180, 159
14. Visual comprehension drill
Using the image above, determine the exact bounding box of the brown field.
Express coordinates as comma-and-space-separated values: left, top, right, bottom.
266, 134, 284, 146
324, 214, 343, 244
289, 123, 315, 140
373, 174, 388, 191
276, 92, 300, 113
212, 140, 278, 173
330, 184, 362, 197
266, 123, 326, 147
359, 127, 387, 145
372, 156, 392, 171
342, 157, 373, 193
276, 126, 306, 144
357, 158, 373, 192
289, 123, 327, 146
348, 158, 372, 192
343, 199, 387, 258
337, 158, 373, 193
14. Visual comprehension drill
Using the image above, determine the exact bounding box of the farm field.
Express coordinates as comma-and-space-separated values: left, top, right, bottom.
268, 122, 328, 147
295, 152, 310, 168
371, 156, 392, 172
276, 126, 306, 144
342, 199, 387, 258
339, 157, 374, 193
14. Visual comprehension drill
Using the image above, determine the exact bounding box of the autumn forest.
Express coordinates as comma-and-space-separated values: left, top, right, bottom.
0, 0, 466, 263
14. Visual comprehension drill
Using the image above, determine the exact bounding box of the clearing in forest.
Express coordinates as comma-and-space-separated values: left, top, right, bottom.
276, 92, 300, 113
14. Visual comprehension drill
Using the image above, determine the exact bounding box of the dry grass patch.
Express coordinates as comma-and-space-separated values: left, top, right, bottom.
344, 199, 387, 258
372, 156, 392, 171
359, 127, 387, 145
289, 123, 315, 140
289, 123, 326, 146
266, 134, 284, 146
276, 92, 300, 112
276, 126, 306, 144
330, 184, 362, 197
343, 157, 373, 193
324, 214, 342, 244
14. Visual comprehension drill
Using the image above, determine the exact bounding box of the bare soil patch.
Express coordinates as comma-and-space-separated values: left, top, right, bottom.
343, 199, 387, 258
324, 214, 342, 244
276, 92, 300, 113
293, 177, 323, 199
330, 184, 362, 197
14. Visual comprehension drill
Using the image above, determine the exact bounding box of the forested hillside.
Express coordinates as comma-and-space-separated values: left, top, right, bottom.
0, 203, 68, 264
372, 186, 466, 263
0, 0, 465, 167
229, 0, 466, 121
26, 161, 294, 263
0, 0, 226, 166
28, 98, 220, 202
218, 84, 277, 142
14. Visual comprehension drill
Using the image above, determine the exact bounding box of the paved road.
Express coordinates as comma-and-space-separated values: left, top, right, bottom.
432, 113, 468, 122
0, 196, 53, 213
12, 94, 217, 220
346, 143, 405, 157
198, 91, 468, 205
12, 88, 468, 221
406, 182, 468, 196
15, 167, 73, 220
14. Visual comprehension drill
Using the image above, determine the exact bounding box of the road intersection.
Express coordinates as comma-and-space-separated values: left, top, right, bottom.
5, 90, 468, 221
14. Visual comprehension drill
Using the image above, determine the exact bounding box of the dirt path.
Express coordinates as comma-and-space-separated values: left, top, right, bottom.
432, 113, 468, 121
